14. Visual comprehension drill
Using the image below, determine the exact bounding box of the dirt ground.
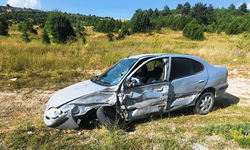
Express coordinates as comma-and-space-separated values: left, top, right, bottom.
0, 77, 249, 124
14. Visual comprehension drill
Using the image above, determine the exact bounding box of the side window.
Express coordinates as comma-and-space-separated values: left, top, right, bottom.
146, 60, 163, 71
131, 59, 164, 86
191, 59, 204, 74
170, 58, 193, 80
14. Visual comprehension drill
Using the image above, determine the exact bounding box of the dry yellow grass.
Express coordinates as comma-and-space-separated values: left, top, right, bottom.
1, 25, 250, 149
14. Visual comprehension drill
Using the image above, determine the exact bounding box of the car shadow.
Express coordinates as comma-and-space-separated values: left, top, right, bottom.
126, 92, 240, 132
214, 92, 239, 109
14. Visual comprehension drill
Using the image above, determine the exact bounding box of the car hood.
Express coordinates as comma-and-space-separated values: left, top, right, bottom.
47, 80, 107, 108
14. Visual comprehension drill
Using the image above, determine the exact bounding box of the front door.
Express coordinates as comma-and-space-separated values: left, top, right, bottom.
120, 58, 169, 120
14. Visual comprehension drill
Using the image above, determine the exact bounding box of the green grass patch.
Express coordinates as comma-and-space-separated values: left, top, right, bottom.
203, 123, 250, 148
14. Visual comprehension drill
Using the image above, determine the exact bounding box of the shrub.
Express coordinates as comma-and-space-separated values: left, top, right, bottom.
45, 11, 76, 44
0, 16, 8, 35
226, 19, 242, 35
107, 32, 114, 41
116, 31, 125, 40
183, 19, 205, 40
217, 28, 222, 34
82, 36, 87, 44
176, 15, 192, 30
41, 29, 50, 45
30, 28, 38, 35
21, 32, 30, 43
18, 19, 33, 32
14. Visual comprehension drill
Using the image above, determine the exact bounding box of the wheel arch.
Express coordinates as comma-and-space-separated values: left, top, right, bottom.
195, 87, 215, 104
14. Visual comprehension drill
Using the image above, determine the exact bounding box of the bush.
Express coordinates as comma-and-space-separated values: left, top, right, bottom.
18, 19, 33, 32
217, 28, 222, 34
176, 15, 192, 30
183, 19, 204, 40
45, 11, 76, 44
41, 29, 50, 45
116, 31, 125, 40
0, 16, 8, 35
226, 19, 242, 35
21, 32, 30, 43
82, 36, 86, 44
107, 32, 114, 41
30, 28, 38, 35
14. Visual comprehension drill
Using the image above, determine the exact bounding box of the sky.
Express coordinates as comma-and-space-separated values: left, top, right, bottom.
0, 0, 250, 19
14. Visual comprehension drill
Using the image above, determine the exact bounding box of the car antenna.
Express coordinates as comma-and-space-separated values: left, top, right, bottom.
127, 35, 149, 58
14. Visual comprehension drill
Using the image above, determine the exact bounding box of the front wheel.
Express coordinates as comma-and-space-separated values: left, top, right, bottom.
195, 92, 214, 115
96, 106, 125, 130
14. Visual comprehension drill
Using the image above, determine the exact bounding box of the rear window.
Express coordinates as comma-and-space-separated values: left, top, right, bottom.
191, 59, 204, 74
170, 57, 204, 80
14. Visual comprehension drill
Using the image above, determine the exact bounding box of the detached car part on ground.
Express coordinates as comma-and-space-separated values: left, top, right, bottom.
44, 54, 228, 130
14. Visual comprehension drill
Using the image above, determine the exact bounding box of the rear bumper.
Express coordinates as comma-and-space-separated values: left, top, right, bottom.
215, 82, 228, 97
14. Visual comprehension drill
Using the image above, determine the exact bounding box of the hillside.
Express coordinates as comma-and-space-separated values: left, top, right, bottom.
0, 3, 250, 149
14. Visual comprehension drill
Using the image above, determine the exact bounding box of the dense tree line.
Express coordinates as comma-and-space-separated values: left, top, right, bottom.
129, 2, 250, 40
93, 18, 122, 33
1, 2, 250, 41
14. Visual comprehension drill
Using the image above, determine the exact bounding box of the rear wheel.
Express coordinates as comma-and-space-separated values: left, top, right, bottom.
195, 92, 214, 115
96, 106, 125, 130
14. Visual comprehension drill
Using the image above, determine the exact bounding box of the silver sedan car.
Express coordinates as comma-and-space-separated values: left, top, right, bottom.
44, 54, 228, 130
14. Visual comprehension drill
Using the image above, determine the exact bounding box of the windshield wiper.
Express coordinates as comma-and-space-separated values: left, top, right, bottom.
91, 76, 99, 83
100, 79, 110, 85
93, 76, 110, 85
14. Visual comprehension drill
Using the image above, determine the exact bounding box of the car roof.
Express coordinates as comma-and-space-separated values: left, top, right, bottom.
128, 53, 193, 59
127, 53, 212, 68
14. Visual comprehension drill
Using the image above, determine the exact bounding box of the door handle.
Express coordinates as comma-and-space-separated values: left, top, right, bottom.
157, 88, 163, 92
199, 80, 205, 83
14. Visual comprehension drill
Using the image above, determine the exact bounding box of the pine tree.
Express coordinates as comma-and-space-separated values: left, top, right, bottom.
41, 29, 50, 44
183, 19, 204, 40
176, 4, 183, 10
45, 11, 76, 44
152, 8, 159, 18
182, 2, 191, 15
162, 5, 171, 16
21, 31, 30, 42
228, 4, 236, 10
148, 8, 153, 17
239, 3, 248, 13
189, 2, 215, 25
131, 9, 151, 33
176, 15, 192, 30
0, 16, 8, 35
226, 19, 242, 35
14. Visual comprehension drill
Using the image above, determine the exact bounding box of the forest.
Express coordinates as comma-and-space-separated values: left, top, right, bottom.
0, 2, 250, 42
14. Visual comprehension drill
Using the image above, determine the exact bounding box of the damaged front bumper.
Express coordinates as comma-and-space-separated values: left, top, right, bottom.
44, 109, 79, 129
44, 105, 93, 129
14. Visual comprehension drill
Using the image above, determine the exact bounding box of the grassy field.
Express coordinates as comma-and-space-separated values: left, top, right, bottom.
1, 26, 250, 91
0, 26, 250, 149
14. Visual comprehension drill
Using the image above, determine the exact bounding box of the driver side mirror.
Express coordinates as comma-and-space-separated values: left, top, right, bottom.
125, 77, 139, 88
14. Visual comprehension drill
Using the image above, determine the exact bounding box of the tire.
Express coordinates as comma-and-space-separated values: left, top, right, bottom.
195, 92, 215, 115
96, 106, 125, 130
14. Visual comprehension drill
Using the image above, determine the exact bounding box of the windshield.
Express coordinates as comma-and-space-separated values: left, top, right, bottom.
97, 59, 138, 85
